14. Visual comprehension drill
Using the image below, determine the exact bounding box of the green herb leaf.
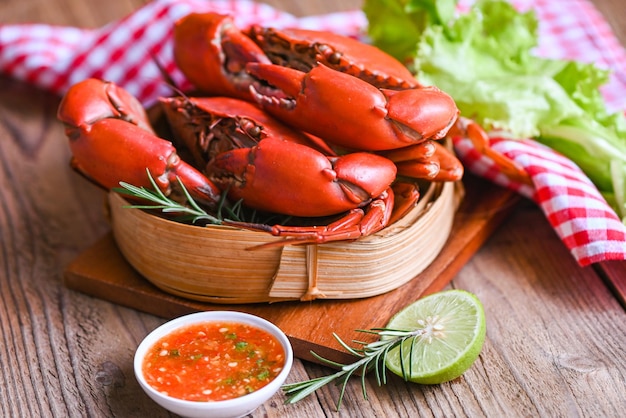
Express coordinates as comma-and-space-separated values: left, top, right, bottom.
257, 369, 270, 381
364, 0, 457, 62
281, 328, 425, 411
235, 341, 249, 351
112, 168, 223, 225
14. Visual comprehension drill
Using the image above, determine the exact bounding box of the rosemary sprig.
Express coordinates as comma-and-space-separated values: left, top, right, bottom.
282, 327, 425, 411
113, 169, 300, 226
113, 169, 222, 225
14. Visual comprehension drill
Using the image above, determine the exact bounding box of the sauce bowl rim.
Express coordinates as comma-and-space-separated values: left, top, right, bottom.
133, 310, 294, 413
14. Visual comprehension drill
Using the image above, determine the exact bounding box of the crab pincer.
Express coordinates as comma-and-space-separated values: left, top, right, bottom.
245, 62, 459, 151
173, 13, 271, 99
206, 137, 397, 218
57, 78, 222, 210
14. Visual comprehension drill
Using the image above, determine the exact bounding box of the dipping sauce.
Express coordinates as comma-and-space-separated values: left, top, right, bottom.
141, 321, 286, 402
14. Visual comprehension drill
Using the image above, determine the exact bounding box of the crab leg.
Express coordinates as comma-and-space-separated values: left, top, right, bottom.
453, 118, 532, 185
225, 187, 395, 247
392, 141, 464, 182
388, 181, 421, 225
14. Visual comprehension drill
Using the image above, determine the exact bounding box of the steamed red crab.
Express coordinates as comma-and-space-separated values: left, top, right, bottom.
56, 12, 512, 246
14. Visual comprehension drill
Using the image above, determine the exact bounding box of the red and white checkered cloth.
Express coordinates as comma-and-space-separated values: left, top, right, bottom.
1, 0, 625, 266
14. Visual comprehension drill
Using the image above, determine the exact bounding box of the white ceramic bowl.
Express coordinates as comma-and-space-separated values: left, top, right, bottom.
134, 311, 293, 418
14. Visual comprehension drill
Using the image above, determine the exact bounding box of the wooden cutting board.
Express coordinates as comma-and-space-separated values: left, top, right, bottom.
64, 175, 520, 365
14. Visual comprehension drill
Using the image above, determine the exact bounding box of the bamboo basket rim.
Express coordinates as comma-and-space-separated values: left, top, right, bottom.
108, 179, 462, 304
112, 176, 440, 235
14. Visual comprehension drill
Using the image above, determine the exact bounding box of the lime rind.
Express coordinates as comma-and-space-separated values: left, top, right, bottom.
384, 289, 486, 385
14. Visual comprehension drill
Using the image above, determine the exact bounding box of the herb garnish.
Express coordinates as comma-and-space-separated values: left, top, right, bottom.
113, 169, 222, 225
113, 168, 294, 226
235, 341, 249, 351
282, 327, 426, 411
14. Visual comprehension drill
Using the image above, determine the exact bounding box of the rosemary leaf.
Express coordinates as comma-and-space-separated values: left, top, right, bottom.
309, 351, 346, 369
282, 373, 342, 404
281, 327, 423, 411
333, 333, 366, 358
112, 169, 222, 225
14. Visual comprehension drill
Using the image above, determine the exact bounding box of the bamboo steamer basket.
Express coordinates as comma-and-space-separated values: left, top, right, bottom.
108, 178, 461, 304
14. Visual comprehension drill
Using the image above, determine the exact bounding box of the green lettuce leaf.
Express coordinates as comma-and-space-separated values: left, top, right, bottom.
363, 0, 457, 63
364, 0, 626, 221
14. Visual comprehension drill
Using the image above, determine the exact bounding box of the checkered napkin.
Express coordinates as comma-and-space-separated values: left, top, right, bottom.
1, 0, 625, 266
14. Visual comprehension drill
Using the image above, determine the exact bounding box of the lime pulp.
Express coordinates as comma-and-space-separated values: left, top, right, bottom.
384, 289, 486, 384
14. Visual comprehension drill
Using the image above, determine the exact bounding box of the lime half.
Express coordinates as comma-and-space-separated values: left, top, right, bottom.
384, 289, 486, 385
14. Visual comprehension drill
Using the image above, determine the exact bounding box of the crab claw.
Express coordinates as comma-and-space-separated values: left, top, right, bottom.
392, 141, 464, 182
174, 13, 271, 99
246, 62, 459, 151
207, 137, 397, 217
58, 78, 154, 134
382, 88, 459, 141
58, 78, 222, 210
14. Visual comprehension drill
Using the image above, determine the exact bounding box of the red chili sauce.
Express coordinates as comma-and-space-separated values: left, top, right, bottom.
142, 321, 285, 402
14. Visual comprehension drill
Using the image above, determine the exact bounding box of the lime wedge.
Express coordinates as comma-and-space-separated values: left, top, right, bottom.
384, 289, 486, 384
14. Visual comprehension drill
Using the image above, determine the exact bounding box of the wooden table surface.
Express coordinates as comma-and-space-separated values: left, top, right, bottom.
1, 0, 625, 417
